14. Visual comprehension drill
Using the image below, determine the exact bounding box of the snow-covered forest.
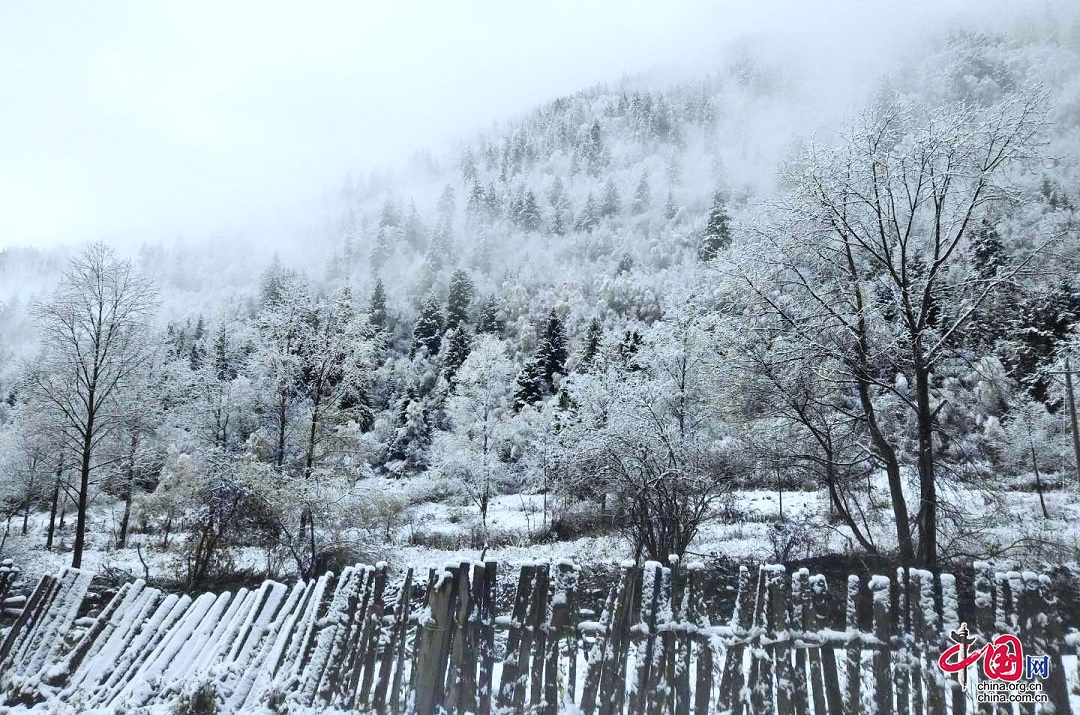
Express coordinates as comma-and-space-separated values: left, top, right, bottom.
3, 6, 1080, 594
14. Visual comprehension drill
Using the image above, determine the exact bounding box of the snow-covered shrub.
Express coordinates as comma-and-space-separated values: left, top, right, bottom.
766, 515, 818, 563
173, 676, 218, 715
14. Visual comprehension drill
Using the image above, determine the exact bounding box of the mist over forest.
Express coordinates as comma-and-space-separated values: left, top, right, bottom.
3, 2, 1080, 592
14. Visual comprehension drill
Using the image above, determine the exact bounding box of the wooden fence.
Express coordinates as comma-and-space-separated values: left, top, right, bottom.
0, 558, 26, 622
0, 558, 1074, 713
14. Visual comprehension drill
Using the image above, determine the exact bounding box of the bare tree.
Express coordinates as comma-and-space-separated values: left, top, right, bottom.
737, 91, 1049, 565
28, 242, 158, 568
562, 300, 735, 562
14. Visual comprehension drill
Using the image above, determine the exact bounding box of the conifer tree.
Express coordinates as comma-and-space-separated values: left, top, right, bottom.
460, 148, 478, 185
580, 317, 603, 371
190, 315, 206, 370
386, 391, 430, 473
664, 189, 680, 221
379, 196, 400, 228
403, 200, 426, 252
412, 294, 444, 357
618, 329, 644, 371
514, 359, 547, 410
971, 215, 1004, 279
631, 171, 650, 214
371, 227, 394, 270
583, 119, 606, 177
212, 323, 236, 381
369, 279, 388, 332
466, 181, 484, 224
552, 210, 567, 236
698, 191, 732, 261
438, 185, 456, 229
575, 194, 600, 233
476, 295, 502, 336
547, 175, 566, 208
446, 270, 475, 330
520, 190, 542, 232
601, 178, 620, 218
442, 327, 472, 379
539, 309, 568, 390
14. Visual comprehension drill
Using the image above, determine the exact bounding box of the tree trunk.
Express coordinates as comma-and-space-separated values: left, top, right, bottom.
845, 238, 914, 564
46, 468, 61, 550
856, 378, 915, 563
118, 490, 133, 549
1032, 444, 1049, 519
276, 392, 287, 470
914, 365, 937, 567
73, 436, 93, 569
825, 477, 877, 554
162, 512, 172, 550
118, 435, 138, 549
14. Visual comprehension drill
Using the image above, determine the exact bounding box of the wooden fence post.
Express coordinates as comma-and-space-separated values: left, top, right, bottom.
478, 560, 497, 715
1023, 572, 1070, 714
972, 563, 995, 715
716, 565, 753, 713
528, 563, 550, 710
654, 560, 676, 715
598, 562, 638, 715
748, 567, 773, 715
916, 570, 945, 715
791, 568, 810, 715
869, 575, 892, 714
372, 568, 411, 714
444, 561, 476, 714
630, 562, 661, 715
939, 573, 966, 715
687, 563, 711, 715
581, 570, 620, 715
768, 566, 794, 713
893, 568, 911, 715
414, 566, 457, 715
809, 573, 841, 715
674, 561, 698, 715
407, 569, 436, 707
546, 561, 577, 714
496, 564, 535, 710
844, 575, 861, 715
356, 563, 388, 708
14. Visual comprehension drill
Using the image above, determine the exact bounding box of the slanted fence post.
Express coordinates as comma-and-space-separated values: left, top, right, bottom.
844, 575, 861, 715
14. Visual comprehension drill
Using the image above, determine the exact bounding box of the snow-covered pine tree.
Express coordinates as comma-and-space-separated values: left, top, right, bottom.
575, 193, 600, 233
600, 178, 621, 218
698, 190, 732, 261
631, 171, 650, 214
514, 358, 547, 411
446, 269, 475, 330
579, 317, 603, 371
369, 278, 388, 332
411, 294, 444, 357
540, 309, 568, 389
476, 295, 502, 336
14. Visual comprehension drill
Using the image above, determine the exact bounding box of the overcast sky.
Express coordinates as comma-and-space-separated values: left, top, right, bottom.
0, 0, 1040, 251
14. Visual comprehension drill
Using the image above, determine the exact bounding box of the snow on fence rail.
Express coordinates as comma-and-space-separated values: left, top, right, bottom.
0, 558, 1074, 713
0, 559, 25, 623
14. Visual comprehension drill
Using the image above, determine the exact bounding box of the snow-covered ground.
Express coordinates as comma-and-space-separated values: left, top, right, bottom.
4, 478, 1080, 591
